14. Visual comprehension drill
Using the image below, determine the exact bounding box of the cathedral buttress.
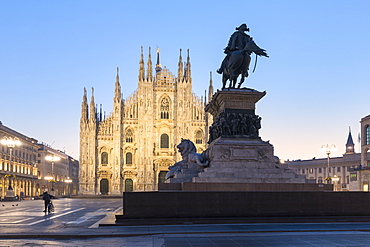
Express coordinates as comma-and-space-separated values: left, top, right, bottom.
79, 88, 89, 194
112, 67, 124, 194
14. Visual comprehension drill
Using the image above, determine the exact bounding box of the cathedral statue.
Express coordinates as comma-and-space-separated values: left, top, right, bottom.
217, 24, 269, 89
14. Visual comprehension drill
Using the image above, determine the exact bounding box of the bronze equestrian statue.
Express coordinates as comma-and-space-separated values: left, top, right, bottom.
217, 24, 268, 89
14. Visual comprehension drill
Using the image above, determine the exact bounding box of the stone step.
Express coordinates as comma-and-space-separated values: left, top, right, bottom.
174, 172, 200, 179
192, 177, 305, 183
198, 170, 297, 179
203, 167, 293, 174
168, 177, 193, 183
207, 162, 278, 169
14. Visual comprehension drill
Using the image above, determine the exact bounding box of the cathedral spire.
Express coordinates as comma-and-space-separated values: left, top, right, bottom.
204, 90, 207, 107
139, 46, 145, 80
147, 47, 153, 80
345, 126, 355, 154
155, 47, 162, 73
114, 67, 121, 100
81, 87, 89, 120
178, 49, 183, 81
89, 87, 96, 123
185, 49, 191, 81
99, 104, 103, 122
208, 71, 214, 102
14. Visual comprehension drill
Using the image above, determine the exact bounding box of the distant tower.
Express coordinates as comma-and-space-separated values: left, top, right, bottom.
345, 126, 355, 154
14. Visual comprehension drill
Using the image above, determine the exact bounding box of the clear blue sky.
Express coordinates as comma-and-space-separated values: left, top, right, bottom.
1, 0, 369, 160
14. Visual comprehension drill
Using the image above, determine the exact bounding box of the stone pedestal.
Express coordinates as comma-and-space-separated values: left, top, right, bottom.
206, 88, 266, 117
165, 88, 305, 185
195, 88, 305, 184
206, 89, 266, 143
194, 138, 304, 183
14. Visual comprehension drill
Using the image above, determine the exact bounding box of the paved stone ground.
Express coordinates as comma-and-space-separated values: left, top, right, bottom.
2, 199, 370, 246
2, 231, 370, 246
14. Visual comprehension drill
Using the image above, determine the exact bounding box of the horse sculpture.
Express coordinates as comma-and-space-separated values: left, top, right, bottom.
222, 40, 268, 89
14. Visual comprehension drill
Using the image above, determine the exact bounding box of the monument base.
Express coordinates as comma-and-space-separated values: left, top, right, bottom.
159, 182, 330, 191
117, 191, 370, 223
194, 137, 306, 183
166, 89, 305, 184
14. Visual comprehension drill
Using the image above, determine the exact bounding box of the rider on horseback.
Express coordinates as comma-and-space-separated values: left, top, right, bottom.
217, 24, 268, 89
217, 24, 252, 74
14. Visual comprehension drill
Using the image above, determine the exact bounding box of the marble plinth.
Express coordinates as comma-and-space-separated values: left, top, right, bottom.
167, 89, 306, 185
192, 138, 305, 183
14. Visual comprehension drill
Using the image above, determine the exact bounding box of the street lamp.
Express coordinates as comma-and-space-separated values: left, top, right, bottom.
1, 137, 21, 195
65, 178, 72, 197
321, 144, 336, 184
45, 155, 61, 192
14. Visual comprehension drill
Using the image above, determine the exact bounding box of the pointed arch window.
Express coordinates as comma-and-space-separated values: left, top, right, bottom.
195, 130, 203, 144
126, 129, 133, 143
160, 97, 170, 119
101, 152, 108, 165
160, 134, 169, 148
126, 152, 132, 165
366, 125, 370, 145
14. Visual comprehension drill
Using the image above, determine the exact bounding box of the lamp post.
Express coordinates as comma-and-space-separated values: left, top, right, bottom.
45, 155, 61, 192
332, 175, 340, 191
1, 137, 21, 197
65, 178, 72, 197
321, 144, 336, 184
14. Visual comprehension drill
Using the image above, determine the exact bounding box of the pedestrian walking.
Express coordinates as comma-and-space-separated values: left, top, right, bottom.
41, 191, 55, 212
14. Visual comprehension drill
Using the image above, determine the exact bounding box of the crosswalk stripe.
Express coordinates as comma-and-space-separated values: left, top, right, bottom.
27, 208, 85, 225
14, 218, 33, 223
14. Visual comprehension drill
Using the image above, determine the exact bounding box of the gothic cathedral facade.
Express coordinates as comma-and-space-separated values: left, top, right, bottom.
79, 48, 213, 195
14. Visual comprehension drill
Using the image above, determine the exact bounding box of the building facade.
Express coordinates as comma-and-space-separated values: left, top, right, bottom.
36, 144, 79, 197
0, 123, 39, 199
287, 115, 370, 191
79, 48, 212, 195
0, 122, 79, 199
359, 115, 370, 191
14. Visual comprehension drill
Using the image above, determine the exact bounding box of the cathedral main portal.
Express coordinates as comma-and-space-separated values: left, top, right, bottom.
100, 179, 109, 195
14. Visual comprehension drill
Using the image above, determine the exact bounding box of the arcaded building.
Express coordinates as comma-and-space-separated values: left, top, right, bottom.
0, 122, 79, 198
79, 48, 212, 195
0, 122, 39, 198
